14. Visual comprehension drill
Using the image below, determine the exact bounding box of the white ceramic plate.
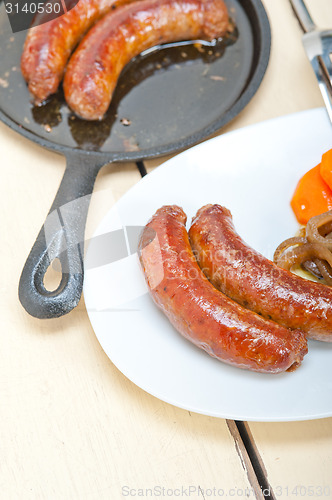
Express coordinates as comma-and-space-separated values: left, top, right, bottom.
84, 108, 332, 422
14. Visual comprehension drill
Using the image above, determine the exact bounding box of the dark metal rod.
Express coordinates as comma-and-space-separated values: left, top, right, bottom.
136, 161, 147, 177
235, 421, 276, 500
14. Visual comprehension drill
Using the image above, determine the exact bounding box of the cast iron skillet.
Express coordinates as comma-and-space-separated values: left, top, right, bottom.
0, 0, 271, 318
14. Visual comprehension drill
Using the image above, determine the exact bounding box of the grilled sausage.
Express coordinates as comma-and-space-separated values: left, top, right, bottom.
138, 206, 307, 373
189, 204, 332, 342
21, 0, 136, 103
63, 0, 229, 120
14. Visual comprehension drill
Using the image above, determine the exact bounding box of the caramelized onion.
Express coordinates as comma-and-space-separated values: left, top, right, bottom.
273, 237, 306, 263
313, 258, 332, 285
274, 210, 332, 285
275, 242, 332, 270
306, 210, 332, 249
302, 260, 322, 279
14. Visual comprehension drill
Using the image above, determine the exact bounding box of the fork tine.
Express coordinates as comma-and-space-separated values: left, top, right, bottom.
320, 54, 332, 86
303, 32, 332, 88
311, 56, 332, 123
321, 57, 332, 87
320, 35, 332, 86
290, 0, 332, 125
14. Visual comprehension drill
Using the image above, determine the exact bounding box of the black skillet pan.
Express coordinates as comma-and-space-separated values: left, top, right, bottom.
0, 0, 271, 319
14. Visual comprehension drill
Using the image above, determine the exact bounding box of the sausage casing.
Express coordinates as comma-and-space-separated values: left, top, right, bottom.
63, 0, 229, 120
189, 204, 332, 342
21, 0, 136, 103
138, 206, 307, 373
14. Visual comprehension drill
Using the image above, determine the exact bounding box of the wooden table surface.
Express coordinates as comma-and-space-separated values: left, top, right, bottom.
1, 0, 332, 498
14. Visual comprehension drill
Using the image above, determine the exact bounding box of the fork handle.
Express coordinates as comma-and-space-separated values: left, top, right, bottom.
290, 0, 316, 33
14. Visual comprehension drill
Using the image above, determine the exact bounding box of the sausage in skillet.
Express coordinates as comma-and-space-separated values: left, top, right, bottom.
21, 0, 137, 103
63, 0, 229, 120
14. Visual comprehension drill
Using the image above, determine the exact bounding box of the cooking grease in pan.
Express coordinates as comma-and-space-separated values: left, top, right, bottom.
65, 32, 239, 151
0, 0, 253, 154
32, 34, 239, 151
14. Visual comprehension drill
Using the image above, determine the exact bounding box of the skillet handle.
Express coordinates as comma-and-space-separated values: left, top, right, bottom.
19, 152, 105, 319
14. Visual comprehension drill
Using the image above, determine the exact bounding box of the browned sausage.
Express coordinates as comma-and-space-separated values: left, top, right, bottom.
138, 206, 307, 373
21, 0, 137, 104
189, 204, 332, 342
63, 0, 229, 120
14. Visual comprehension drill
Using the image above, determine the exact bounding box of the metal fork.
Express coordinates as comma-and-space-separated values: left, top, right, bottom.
290, 0, 332, 123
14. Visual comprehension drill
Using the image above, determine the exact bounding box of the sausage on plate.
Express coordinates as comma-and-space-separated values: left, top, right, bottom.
63, 0, 229, 120
189, 204, 332, 342
21, 0, 136, 103
138, 206, 307, 373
